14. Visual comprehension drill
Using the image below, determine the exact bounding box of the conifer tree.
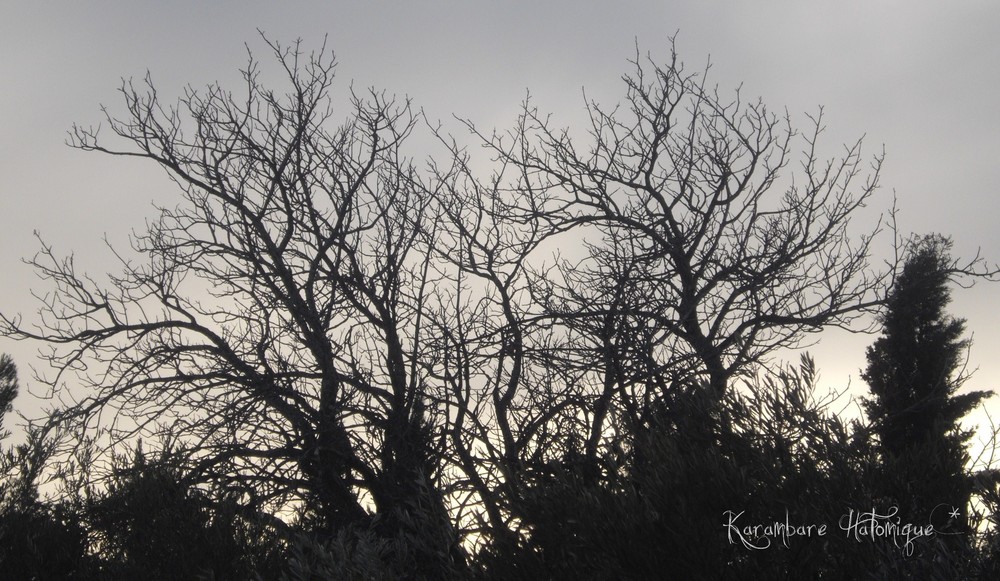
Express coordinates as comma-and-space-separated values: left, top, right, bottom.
863, 234, 991, 531
0, 354, 16, 440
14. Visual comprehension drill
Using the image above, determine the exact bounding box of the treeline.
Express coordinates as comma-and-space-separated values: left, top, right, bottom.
2, 37, 1000, 579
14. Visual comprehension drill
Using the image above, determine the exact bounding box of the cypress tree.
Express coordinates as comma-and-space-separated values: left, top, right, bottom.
862, 234, 991, 533
0, 354, 16, 439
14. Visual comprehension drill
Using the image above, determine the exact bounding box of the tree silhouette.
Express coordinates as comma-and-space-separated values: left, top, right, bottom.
451, 45, 888, 403
6, 36, 986, 576
426, 40, 892, 542
0, 354, 16, 440
2, 37, 465, 576
1, 356, 93, 579
863, 234, 995, 534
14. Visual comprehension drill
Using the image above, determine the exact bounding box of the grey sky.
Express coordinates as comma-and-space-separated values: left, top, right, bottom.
2, 2, 999, 432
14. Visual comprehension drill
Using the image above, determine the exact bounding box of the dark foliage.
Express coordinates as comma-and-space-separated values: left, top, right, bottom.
84, 445, 282, 580
0, 498, 90, 580
476, 356, 992, 579
1, 358, 91, 579
0, 354, 16, 439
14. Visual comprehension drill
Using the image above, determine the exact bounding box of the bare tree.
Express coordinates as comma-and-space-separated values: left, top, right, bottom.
488, 46, 886, 394
1, 39, 467, 573
3, 37, 899, 562
423, 41, 891, 524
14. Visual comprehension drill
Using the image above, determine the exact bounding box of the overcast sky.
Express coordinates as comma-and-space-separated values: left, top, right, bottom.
2, 1, 999, 437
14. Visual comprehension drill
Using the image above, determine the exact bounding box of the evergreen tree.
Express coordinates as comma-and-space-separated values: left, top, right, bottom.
0, 354, 16, 440
1, 356, 93, 579
862, 234, 991, 534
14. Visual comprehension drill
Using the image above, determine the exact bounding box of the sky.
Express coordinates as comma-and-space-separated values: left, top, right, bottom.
2, 1, 999, 444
